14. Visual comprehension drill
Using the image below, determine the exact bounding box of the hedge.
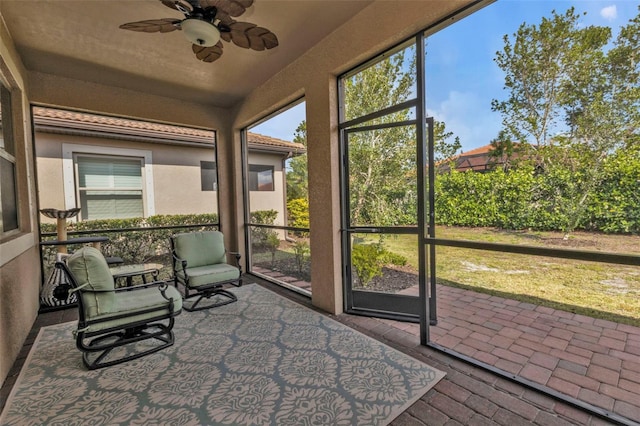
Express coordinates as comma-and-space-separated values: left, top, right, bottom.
40, 213, 219, 267
434, 147, 640, 234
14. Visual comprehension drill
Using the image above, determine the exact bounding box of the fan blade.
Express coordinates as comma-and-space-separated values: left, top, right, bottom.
228, 21, 278, 51
119, 19, 181, 33
193, 42, 224, 62
202, 0, 253, 18
160, 0, 191, 12
215, 9, 234, 26
183, 0, 201, 9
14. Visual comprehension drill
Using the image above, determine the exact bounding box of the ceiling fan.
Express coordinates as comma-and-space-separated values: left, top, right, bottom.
119, 0, 278, 63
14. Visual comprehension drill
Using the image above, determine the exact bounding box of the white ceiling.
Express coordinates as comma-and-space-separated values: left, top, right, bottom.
0, 0, 372, 107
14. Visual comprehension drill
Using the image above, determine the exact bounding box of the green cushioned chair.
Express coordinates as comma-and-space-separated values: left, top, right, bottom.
170, 231, 242, 311
55, 246, 182, 370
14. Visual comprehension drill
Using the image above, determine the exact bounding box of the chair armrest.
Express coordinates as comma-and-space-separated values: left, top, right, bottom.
172, 253, 188, 272
157, 281, 174, 302
113, 280, 170, 292
76, 280, 167, 294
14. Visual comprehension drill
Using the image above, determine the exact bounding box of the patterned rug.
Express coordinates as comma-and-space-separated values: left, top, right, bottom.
0, 284, 445, 425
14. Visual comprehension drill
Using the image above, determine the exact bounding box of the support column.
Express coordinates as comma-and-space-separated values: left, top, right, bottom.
306, 78, 343, 315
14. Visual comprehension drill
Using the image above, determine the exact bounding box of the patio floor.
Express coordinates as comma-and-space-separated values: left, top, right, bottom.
398, 284, 640, 424
1, 276, 636, 425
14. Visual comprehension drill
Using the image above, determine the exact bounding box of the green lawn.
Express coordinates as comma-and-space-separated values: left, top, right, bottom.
359, 227, 640, 326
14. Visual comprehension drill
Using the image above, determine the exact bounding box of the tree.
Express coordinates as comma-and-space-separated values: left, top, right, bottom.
491, 8, 587, 150
286, 121, 308, 201
344, 47, 461, 225
487, 129, 522, 171
434, 120, 461, 163
492, 6, 640, 237
566, 9, 640, 235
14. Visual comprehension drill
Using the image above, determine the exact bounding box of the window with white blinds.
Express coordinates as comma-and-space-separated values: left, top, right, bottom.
76, 155, 144, 220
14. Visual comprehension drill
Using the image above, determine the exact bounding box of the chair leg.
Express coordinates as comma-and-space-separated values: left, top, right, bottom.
183, 288, 237, 312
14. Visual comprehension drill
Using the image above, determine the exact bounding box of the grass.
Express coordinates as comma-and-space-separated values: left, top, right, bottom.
358, 228, 640, 327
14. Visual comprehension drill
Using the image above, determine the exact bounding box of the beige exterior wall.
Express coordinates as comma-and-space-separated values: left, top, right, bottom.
247, 152, 286, 226
35, 132, 288, 225
152, 144, 218, 216
35, 132, 218, 221
0, 18, 41, 384
26, 73, 240, 250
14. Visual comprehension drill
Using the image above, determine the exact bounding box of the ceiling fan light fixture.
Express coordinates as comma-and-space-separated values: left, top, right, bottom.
181, 18, 220, 47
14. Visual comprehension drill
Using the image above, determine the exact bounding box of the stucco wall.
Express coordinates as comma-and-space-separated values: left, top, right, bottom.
247, 152, 286, 226
0, 251, 40, 382
35, 132, 288, 224
233, 0, 473, 313
35, 132, 219, 220
0, 18, 41, 384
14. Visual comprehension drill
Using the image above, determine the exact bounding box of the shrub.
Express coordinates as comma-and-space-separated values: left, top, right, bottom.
381, 251, 407, 266
435, 155, 640, 235
352, 242, 408, 287
249, 210, 279, 252
40, 213, 219, 266
292, 240, 310, 274
352, 244, 384, 286
287, 198, 309, 229
265, 232, 280, 265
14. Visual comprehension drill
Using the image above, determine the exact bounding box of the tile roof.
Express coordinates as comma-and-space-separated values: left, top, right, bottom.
33, 107, 305, 154
439, 144, 506, 172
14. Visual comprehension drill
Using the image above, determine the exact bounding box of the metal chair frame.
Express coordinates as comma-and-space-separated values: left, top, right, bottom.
170, 233, 242, 312
55, 260, 181, 370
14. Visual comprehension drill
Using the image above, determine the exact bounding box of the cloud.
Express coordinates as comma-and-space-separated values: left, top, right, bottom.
427, 91, 502, 153
600, 5, 617, 21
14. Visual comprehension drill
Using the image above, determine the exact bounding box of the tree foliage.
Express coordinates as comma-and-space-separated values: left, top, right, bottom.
434, 120, 462, 163
342, 47, 460, 226
286, 121, 308, 201
491, 6, 640, 236
283, 46, 461, 228
342, 48, 417, 226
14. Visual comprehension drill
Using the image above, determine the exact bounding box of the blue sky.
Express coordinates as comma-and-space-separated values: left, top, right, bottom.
253, 0, 638, 153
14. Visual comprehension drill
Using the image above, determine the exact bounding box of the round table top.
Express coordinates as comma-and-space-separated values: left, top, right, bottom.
40, 208, 81, 219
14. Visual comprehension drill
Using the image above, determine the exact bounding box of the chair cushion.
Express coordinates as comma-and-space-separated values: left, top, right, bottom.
173, 231, 226, 268
177, 263, 240, 288
86, 285, 183, 333
67, 247, 116, 317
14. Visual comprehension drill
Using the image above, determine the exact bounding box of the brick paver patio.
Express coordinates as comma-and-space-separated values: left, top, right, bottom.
392, 283, 640, 424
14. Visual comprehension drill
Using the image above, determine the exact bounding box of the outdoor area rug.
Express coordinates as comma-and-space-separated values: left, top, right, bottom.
0, 283, 445, 425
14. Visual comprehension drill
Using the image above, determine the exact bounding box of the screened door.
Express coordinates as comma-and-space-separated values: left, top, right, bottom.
339, 38, 431, 324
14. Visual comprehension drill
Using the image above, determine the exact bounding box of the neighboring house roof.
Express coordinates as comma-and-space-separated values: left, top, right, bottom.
246, 131, 305, 156
32, 107, 305, 155
439, 144, 508, 172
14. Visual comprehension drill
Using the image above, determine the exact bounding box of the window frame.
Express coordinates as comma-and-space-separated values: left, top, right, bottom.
62, 143, 155, 218
0, 80, 19, 236
74, 153, 145, 220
